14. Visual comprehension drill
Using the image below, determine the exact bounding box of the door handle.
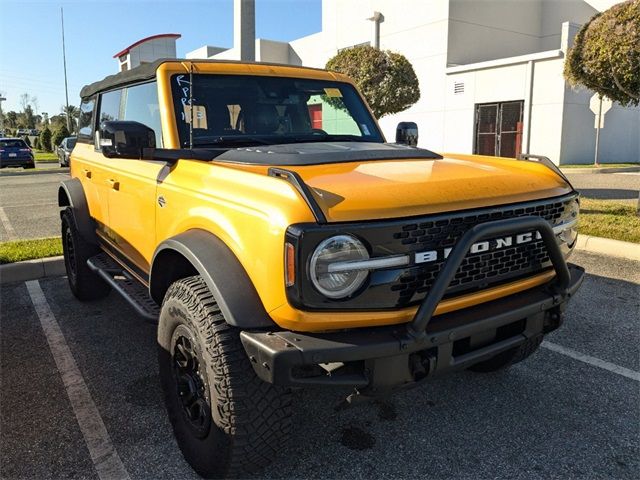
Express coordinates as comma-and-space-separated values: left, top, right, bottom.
82, 168, 91, 179
107, 179, 120, 191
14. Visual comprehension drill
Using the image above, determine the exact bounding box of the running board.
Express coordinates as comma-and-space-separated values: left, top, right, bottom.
87, 253, 159, 322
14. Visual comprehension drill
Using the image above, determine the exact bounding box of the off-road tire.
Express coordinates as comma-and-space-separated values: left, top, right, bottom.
158, 276, 292, 478
468, 334, 543, 373
61, 207, 111, 300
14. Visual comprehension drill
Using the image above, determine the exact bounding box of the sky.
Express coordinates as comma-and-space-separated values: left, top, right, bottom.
0, 0, 322, 116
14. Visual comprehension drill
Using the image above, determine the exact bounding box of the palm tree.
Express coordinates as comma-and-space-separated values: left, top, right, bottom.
62, 104, 78, 133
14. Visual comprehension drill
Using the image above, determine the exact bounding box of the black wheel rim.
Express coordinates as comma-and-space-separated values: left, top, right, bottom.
171, 326, 211, 438
64, 225, 77, 283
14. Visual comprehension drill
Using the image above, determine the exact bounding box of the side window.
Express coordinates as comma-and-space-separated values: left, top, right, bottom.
122, 82, 163, 147
77, 97, 96, 142
99, 89, 122, 124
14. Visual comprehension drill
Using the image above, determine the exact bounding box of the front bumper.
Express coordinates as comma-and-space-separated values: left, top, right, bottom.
241, 216, 585, 390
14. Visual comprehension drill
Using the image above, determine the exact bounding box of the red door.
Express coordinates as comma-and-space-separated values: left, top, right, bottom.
308, 104, 322, 130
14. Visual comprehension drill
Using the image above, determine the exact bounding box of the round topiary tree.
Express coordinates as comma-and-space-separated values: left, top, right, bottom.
52, 125, 70, 150
564, 0, 639, 107
40, 126, 52, 152
326, 45, 420, 118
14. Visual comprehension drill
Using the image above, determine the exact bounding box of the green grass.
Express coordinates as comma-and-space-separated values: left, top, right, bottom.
579, 198, 640, 243
0, 237, 63, 264
561, 163, 638, 169
34, 151, 58, 162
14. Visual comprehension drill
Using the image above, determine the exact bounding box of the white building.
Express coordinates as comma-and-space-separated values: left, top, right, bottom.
187, 0, 638, 165
115, 33, 181, 71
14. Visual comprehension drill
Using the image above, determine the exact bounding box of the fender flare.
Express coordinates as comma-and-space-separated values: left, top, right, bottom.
58, 178, 98, 244
150, 229, 277, 329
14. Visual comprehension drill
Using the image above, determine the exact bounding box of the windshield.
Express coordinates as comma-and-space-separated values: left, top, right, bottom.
66, 138, 77, 148
0, 139, 28, 148
171, 74, 384, 148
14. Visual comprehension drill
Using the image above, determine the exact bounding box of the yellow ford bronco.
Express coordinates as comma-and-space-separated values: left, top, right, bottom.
60, 59, 583, 477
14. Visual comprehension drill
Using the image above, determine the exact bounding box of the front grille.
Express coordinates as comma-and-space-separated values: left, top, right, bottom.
286, 193, 576, 311
388, 197, 574, 303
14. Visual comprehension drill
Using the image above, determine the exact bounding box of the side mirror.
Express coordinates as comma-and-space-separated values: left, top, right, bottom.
395, 121, 418, 147
99, 120, 155, 159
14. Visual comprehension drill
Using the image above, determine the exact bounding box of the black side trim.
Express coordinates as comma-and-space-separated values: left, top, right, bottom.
150, 230, 276, 329
57, 178, 97, 245
268, 167, 327, 224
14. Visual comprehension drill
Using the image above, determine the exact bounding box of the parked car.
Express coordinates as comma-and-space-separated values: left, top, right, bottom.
0, 137, 35, 169
29, 128, 39, 136
15, 128, 29, 136
60, 59, 583, 478
56, 136, 76, 167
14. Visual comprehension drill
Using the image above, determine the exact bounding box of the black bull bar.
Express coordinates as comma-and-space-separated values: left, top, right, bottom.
240, 216, 584, 388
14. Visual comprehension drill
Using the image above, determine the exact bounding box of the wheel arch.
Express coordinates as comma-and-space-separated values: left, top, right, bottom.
58, 178, 98, 245
150, 229, 277, 329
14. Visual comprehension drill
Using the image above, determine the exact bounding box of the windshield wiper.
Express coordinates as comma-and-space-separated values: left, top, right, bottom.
191, 136, 273, 147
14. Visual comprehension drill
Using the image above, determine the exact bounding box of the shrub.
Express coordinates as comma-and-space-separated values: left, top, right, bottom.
326, 45, 421, 118
23, 136, 31, 147
39, 126, 52, 152
564, 0, 640, 107
52, 125, 70, 150
33, 137, 41, 150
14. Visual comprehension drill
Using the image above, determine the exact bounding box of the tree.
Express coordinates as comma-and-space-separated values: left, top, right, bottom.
33, 136, 41, 150
39, 126, 53, 152
564, 0, 640, 107
23, 135, 31, 147
19, 93, 30, 112
326, 45, 420, 118
52, 125, 70, 149
5, 111, 18, 128
62, 105, 79, 132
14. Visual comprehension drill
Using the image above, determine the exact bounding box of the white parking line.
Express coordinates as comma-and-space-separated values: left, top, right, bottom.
26, 280, 130, 480
542, 341, 640, 382
0, 206, 17, 240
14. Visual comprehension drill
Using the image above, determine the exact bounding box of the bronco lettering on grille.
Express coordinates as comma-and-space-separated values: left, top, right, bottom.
414, 230, 542, 264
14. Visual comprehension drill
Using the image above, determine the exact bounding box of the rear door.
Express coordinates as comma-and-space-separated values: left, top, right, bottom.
72, 97, 110, 228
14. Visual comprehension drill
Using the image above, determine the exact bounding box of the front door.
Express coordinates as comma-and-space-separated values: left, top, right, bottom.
474, 101, 524, 158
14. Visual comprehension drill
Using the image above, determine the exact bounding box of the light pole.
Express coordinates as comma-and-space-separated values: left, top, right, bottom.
0, 95, 6, 131
61, 7, 71, 132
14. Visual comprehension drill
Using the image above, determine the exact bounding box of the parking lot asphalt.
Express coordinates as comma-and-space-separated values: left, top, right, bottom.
1, 250, 638, 479
564, 172, 640, 204
0, 170, 69, 241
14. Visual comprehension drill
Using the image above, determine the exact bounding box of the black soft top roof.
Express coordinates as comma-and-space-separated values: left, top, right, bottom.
79, 58, 333, 99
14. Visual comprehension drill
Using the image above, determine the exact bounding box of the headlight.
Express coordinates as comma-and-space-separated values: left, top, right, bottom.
309, 235, 369, 298
554, 198, 579, 252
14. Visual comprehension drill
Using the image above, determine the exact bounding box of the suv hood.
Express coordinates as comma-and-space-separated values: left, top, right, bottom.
280, 152, 573, 222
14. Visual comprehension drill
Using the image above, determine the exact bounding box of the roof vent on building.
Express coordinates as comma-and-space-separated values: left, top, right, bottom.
453, 81, 465, 94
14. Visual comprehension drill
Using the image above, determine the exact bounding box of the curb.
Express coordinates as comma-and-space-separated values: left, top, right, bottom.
0, 166, 69, 178
0, 256, 65, 285
575, 235, 640, 261
561, 166, 640, 174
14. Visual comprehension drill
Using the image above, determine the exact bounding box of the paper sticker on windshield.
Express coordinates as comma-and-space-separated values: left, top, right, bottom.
324, 88, 342, 98
183, 105, 208, 129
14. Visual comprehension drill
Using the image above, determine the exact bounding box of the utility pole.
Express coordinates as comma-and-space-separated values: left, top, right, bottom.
61, 7, 71, 132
